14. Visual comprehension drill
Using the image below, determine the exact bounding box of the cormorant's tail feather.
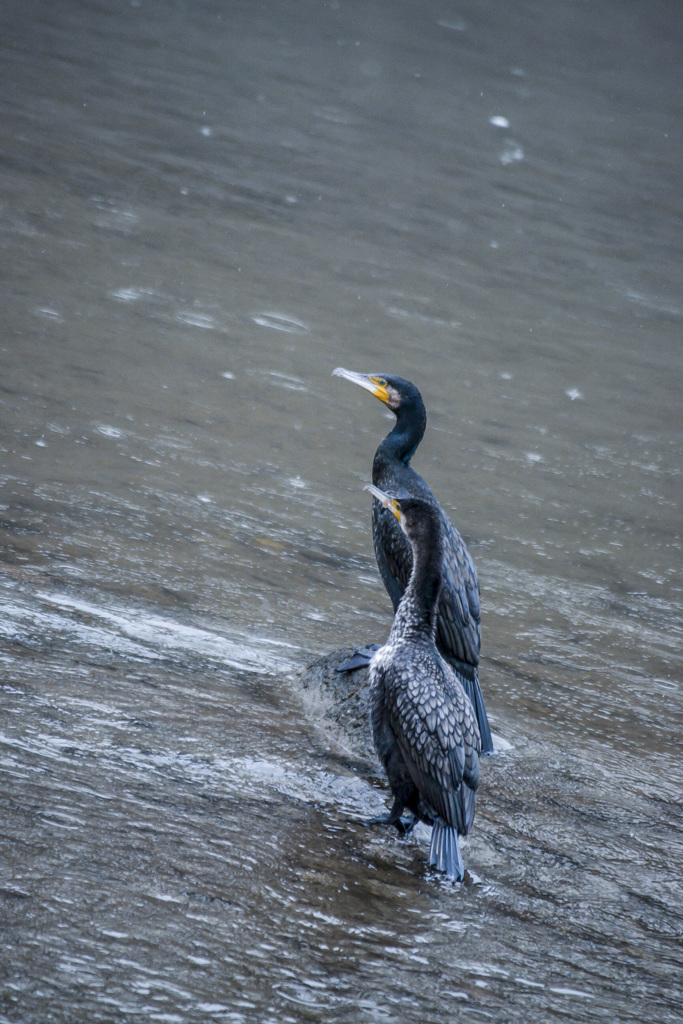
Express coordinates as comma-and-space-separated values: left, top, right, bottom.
428, 820, 464, 881
455, 667, 493, 755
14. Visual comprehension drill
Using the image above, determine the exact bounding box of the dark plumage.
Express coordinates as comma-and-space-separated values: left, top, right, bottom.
365, 485, 481, 880
332, 368, 493, 754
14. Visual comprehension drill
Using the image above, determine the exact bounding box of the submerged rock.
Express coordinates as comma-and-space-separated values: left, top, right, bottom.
298, 647, 375, 761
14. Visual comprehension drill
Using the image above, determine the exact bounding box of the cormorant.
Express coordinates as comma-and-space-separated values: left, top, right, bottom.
364, 484, 481, 881
332, 367, 493, 754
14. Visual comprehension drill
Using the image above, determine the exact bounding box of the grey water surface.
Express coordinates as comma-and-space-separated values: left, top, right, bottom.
1, 1, 681, 1022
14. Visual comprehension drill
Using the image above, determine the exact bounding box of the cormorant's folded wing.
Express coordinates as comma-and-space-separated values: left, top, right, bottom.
435, 514, 481, 668
387, 661, 479, 835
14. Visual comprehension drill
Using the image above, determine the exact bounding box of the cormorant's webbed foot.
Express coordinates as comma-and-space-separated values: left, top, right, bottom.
336, 644, 382, 672
363, 813, 417, 837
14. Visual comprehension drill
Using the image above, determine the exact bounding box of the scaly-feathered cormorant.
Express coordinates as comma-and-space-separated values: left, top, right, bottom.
332, 368, 493, 754
364, 484, 481, 881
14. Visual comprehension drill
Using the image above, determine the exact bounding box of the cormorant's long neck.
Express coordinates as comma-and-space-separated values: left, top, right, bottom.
373, 403, 426, 480
389, 518, 442, 643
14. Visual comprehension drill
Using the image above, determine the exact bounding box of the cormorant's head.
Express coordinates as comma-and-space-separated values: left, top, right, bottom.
365, 482, 406, 526
364, 484, 441, 545
332, 368, 424, 417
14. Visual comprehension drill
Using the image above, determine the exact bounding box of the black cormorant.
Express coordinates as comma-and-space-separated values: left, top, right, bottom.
332, 367, 493, 754
364, 484, 481, 881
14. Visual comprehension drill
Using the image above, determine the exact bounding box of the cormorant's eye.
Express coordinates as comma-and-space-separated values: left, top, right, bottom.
376, 378, 387, 387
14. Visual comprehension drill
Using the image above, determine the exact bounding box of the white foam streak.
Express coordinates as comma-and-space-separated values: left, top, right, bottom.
2, 586, 293, 675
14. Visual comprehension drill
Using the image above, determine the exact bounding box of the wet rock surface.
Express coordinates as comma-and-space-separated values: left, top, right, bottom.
298, 647, 375, 762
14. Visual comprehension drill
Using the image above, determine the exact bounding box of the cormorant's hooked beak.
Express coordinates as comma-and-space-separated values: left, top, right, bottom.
364, 484, 405, 528
332, 367, 390, 405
